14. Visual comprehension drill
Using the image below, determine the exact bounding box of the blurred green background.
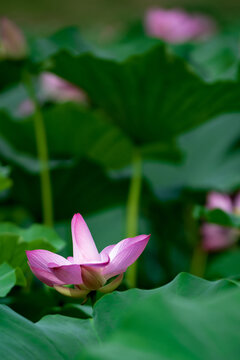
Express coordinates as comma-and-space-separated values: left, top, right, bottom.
1, 0, 240, 34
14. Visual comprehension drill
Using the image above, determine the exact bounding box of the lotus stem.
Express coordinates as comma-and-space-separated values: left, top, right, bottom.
23, 71, 54, 227
125, 149, 142, 288
190, 244, 207, 278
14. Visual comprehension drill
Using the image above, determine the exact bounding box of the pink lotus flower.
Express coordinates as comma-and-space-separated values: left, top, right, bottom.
18, 99, 35, 117
26, 214, 150, 297
144, 8, 216, 43
0, 17, 27, 59
202, 192, 240, 252
40, 72, 87, 104
18, 72, 87, 117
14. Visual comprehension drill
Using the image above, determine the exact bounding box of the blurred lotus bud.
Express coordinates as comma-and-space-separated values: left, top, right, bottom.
17, 99, 35, 117
0, 17, 27, 59
202, 191, 239, 252
201, 224, 236, 252
40, 72, 87, 104
233, 192, 240, 215
144, 8, 216, 44
17, 72, 88, 117
206, 191, 232, 213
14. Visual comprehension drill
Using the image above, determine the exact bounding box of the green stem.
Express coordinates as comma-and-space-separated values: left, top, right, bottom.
184, 201, 207, 278
190, 244, 207, 278
89, 291, 97, 307
125, 150, 142, 288
23, 72, 53, 227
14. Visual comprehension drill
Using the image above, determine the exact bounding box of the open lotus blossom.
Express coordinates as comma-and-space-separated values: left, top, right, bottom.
26, 213, 150, 297
0, 17, 27, 59
144, 8, 216, 43
201, 192, 240, 252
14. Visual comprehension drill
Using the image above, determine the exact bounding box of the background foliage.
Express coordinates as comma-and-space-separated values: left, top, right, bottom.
1, 3, 240, 359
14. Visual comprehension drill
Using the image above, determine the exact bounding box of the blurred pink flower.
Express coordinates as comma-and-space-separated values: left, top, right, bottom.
26, 213, 150, 297
144, 8, 216, 43
40, 72, 87, 104
202, 192, 240, 252
17, 72, 87, 117
0, 17, 27, 59
18, 99, 35, 117
233, 192, 240, 214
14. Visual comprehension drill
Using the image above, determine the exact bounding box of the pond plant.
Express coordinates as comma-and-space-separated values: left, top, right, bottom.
0, 11, 240, 359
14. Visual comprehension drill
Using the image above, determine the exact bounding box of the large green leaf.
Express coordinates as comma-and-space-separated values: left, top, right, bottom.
0, 263, 16, 297
112, 23, 240, 82
93, 272, 238, 341
194, 205, 240, 229
0, 305, 98, 360
0, 103, 133, 169
143, 113, 240, 196
0, 234, 27, 271
0, 223, 64, 251
85, 286, 240, 360
0, 263, 25, 297
29, 27, 91, 63
36, 315, 98, 358
0, 83, 28, 117
0, 105, 130, 219
0, 233, 57, 276
0, 234, 31, 293
86, 273, 240, 360
0, 101, 179, 172
0, 225, 64, 286
50, 44, 240, 146
207, 250, 240, 279
5, 159, 129, 221
158, 271, 238, 297
1, 273, 240, 359
42, 104, 133, 169
189, 34, 240, 82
